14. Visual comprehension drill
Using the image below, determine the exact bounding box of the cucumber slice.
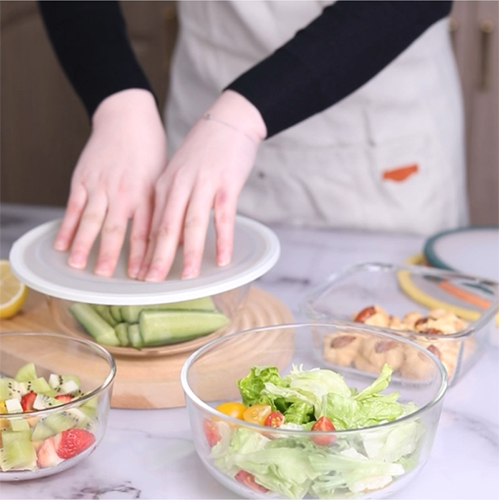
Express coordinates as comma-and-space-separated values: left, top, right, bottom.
110, 306, 123, 323
92, 305, 119, 327
115, 323, 130, 347
127, 324, 143, 349
70, 303, 120, 346
139, 310, 229, 346
121, 297, 216, 323
15, 363, 37, 382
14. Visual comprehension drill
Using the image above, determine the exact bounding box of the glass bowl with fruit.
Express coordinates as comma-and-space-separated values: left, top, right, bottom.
0, 331, 116, 480
181, 323, 447, 500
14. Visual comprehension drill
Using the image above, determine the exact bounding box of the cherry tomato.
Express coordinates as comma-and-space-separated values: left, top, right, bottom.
202, 418, 221, 447
235, 470, 269, 493
264, 411, 285, 428
311, 416, 336, 446
215, 402, 247, 420
243, 404, 272, 425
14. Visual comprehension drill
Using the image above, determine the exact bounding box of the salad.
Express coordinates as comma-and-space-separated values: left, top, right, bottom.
204, 363, 424, 499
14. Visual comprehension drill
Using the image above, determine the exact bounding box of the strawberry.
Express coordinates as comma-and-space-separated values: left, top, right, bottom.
54, 428, 95, 459
37, 437, 63, 468
55, 394, 72, 403
21, 391, 36, 412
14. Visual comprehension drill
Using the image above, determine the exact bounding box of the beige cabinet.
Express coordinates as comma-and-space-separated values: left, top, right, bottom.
1, 1, 498, 225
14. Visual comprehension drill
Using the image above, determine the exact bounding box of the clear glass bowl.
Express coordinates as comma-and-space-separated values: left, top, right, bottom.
0, 332, 116, 481
48, 284, 250, 357
302, 263, 499, 385
181, 323, 447, 500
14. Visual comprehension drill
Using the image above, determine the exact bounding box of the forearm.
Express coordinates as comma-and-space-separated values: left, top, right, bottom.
227, 1, 453, 138
38, 0, 153, 117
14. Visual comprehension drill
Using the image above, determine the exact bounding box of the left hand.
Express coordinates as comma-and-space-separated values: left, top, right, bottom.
137, 90, 267, 281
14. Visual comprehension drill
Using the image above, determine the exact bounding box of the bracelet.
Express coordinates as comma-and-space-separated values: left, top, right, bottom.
203, 113, 258, 144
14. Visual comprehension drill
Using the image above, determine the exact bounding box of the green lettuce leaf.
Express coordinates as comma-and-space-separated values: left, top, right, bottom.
284, 401, 315, 424
237, 366, 286, 406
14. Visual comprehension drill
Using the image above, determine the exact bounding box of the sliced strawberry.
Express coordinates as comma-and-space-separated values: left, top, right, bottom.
21, 391, 36, 412
54, 428, 95, 459
37, 437, 64, 468
55, 394, 72, 403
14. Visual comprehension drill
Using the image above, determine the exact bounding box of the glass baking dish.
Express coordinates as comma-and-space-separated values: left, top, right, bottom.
302, 263, 499, 385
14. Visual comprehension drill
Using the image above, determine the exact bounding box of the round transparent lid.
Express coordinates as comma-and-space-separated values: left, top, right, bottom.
9, 216, 280, 305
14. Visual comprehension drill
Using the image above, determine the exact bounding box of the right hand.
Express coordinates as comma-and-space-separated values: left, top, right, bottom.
54, 89, 167, 278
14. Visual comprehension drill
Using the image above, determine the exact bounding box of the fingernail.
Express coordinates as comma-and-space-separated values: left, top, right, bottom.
182, 267, 195, 279
95, 262, 111, 277
145, 268, 161, 282
128, 265, 139, 279
68, 252, 85, 269
218, 254, 230, 267
54, 240, 66, 251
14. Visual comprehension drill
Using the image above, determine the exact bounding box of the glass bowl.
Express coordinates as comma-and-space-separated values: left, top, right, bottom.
302, 263, 499, 385
48, 284, 250, 357
181, 323, 447, 499
0, 332, 116, 481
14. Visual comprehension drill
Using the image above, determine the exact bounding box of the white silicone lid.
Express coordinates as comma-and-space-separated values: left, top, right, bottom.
9, 216, 280, 305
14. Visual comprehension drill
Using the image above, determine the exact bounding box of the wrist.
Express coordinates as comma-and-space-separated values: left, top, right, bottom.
92, 89, 159, 128
206, 90, 267, 142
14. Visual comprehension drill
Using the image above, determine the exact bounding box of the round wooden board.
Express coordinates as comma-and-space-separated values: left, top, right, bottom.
0, 287, 295, 408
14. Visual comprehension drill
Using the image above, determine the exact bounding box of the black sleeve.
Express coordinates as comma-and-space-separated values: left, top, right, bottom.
227, 1, 452, 138
38, 0, 153, 118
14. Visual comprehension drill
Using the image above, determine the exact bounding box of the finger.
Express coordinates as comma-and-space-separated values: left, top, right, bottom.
181, 184, 214, 279
141, 184, 191, 282
213, 187, 238, 267
94, 204, 130, 277
68, 193, 108, 269
54, 185, 87, 251
127, 202, 153, 279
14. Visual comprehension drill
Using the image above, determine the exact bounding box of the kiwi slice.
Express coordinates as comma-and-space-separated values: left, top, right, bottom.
0, 438, 36, 471
0, 379, 26, 401
15, 363, 37, 382
10, 419, 30, 432
32, 394, 64, 411
24, 377, 52, 395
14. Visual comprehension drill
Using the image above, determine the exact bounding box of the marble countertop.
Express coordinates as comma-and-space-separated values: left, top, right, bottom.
0, 203, 498, 500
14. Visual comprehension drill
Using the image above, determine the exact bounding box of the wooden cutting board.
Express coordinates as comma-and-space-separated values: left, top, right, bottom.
0, 287, 295, 409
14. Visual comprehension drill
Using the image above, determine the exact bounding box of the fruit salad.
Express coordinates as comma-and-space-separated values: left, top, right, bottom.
204, 364, 424, 499
69, 297, 229, 349
0, 362, 97, 473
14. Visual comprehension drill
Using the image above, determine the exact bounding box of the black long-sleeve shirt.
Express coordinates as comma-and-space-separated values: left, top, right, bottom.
39, 1, 452, 138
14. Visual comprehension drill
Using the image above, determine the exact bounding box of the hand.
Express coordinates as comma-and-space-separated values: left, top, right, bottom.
138, 90, 267, 281
54, 89, 167, 278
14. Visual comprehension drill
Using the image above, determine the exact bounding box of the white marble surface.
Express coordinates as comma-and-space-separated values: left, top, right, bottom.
0, 203, 498, 500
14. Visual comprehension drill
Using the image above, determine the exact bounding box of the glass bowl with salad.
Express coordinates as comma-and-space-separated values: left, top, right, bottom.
0, 332, 115, 480
181, 323, 447, 499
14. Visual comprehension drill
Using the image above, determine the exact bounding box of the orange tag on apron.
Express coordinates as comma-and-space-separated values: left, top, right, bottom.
382, 164, 419, 182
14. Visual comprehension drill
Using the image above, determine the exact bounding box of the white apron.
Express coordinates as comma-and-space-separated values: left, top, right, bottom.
165, 1, 468, 235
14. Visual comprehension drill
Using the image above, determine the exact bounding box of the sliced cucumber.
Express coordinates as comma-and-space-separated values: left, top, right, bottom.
139, 310, 229, 346
70, 303, 120, 346
115, 323, 130, 347
110, 306, 123, 323
92, 305, 118, 327
121, 297, 216, 323
127, 324, 143, 349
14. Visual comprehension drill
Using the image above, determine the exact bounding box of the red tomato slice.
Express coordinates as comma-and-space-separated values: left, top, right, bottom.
235, 470, 268, 493
264, 411, 285, 428
202, 418, 221, 447
311, 416, 336, 446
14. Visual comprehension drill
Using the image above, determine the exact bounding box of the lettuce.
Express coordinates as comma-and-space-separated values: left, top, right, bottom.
237, 366, 286, 406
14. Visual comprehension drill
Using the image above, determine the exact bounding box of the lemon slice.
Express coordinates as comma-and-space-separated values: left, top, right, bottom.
0, 260, 28, 319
